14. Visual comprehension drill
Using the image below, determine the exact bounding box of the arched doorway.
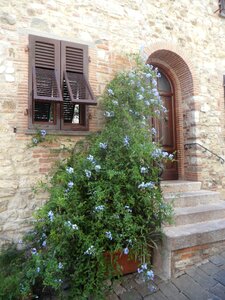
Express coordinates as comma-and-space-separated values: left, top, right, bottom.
155, 69, 178, 180
146, 46, 199, 181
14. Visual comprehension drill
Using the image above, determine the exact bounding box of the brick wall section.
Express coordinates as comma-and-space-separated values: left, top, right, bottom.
1, 0, 225, 244
172, 240, 225, 277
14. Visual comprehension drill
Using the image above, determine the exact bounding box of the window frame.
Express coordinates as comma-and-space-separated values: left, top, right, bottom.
219, 0, 225, 17
28, 35, 96, 132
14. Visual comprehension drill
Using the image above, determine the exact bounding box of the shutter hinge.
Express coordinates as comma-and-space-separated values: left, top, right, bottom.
88, 56, 91, 63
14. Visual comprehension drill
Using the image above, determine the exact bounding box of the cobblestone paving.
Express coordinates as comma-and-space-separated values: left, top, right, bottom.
107, 251, 225, 300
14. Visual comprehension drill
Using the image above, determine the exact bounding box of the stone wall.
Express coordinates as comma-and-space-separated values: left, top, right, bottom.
1, 0, 225, 244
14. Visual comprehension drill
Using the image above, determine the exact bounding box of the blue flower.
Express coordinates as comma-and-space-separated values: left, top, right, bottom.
65, 221, 78, 230
151, 148, 162, 158
66, 167, 74, 174
72, 224, 78, 230
138, 182, 155, 189
87, 155, 94, 162
84, 245, 95, 255
55, 278, 63, 283
123, 136, 130, 147
95, 165, 101, 172
162, 151, 169, 158
37, 267, 40, 273
145, 100, 150, 106
146, 73, 152, 78
40, 130, 46, 137
161, 105, 168, 113
48, 210, 54, 222
99, 142, 107, 149
65, 220, 72, 227
128, 72, 135, 78
104, 111, 114, 118
141, 263, 148, 270
42, 240, 47, 247
140, 87, 145, 92
108, 88, 114, 96
95, 205, 105, 212
112, 100, 118, 105
105, 231, 113, 240
147, 270, 154, 280
152, 88, 159, 97
151, 128, 157, 136
58, 262, 63, 269
31, 248, 37, 255
68, 181, 74, 189
152, 79, 157, 87
137, 93, 144, 100
85, 170, 91, 178
145, 182, 155, 188
123, 247, 129, 255
140, 167, 148, 174
138, 182, 145, 189
146, 64, 153, 70
124, 205, 132, 213
156, 72, 161, 78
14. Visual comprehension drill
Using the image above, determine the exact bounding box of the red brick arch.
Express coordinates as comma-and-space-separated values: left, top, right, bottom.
145, 44, 200, 180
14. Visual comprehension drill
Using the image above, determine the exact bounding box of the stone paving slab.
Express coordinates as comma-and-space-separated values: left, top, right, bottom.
106, 251, 225, 300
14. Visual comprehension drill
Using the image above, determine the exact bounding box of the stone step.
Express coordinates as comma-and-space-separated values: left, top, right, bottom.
163, 190, 221, 208
154, 217, 225, 279
161, 180, 202, 193
163, 218, 225, 251
173, 201, 225, 225
155, 180, 225, 279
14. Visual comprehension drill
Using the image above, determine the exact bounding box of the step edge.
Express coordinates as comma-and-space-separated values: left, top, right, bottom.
163, 222, 225, 251
174, 202, 225, 215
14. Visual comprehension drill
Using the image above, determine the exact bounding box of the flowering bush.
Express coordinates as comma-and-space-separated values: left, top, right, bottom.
0, 57, 173, 299
28, 129, 57, 148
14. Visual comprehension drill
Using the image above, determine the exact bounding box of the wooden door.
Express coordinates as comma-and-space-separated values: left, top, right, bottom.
155, 71, 178, 180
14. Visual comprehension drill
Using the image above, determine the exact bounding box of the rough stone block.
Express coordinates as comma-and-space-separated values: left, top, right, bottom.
209, 255, 225, 266
119, 289, 142, 300
213, 269, 225, 286
199, 261, 221, 275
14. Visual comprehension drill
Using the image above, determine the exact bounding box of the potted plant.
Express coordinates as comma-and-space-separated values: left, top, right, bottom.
0, 56, 173, 299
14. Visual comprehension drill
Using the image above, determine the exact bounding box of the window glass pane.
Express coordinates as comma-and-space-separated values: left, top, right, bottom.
34, 101, 55, 123
158, 72, 171, 93
63, 79, 82, 124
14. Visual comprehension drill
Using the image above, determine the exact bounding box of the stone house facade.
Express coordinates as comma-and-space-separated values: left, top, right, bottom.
0, 0, 225, 250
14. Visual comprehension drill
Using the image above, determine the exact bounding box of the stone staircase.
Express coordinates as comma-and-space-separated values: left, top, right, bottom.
154, 180, 225, 279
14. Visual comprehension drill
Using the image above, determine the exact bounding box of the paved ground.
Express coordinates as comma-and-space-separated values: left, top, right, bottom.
107, 251, 225, 300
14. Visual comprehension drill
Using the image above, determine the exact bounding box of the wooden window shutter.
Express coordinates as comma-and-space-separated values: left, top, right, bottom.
61, 41, 97, 105
29, 35, 63, 102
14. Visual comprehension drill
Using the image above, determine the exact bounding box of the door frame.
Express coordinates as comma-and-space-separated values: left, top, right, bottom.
156, 68, 178, 180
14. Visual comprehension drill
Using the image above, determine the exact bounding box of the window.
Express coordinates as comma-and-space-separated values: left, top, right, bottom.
28, 35, 96, 131
219, 0, 225, 17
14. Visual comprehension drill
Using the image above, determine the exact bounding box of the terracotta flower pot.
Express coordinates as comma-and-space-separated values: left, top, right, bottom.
104, 251, 139, 275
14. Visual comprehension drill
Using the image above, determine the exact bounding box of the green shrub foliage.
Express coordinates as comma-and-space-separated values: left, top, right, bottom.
0, 57, 173, 299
